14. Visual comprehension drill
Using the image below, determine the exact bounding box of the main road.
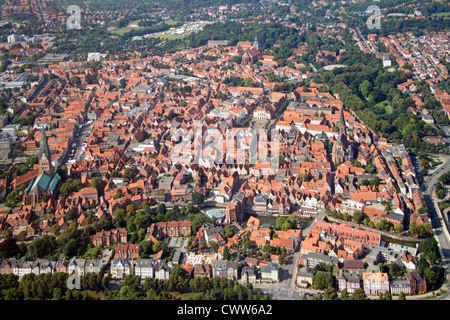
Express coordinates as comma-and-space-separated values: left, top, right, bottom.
421, 126, 450, 300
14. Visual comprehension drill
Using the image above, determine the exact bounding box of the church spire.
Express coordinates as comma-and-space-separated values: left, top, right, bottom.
339, 106, 346, 136
253, 36, 259, 49
38, 127, 51, 161
38, 126, 53, 175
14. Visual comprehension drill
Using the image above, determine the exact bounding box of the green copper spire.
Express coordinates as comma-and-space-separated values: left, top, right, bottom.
38, 127, 51, 161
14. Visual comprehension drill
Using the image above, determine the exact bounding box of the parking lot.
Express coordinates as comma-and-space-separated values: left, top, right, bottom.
167, 237, 188, 250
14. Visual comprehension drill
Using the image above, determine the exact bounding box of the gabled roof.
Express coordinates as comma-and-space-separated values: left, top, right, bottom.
27, 171, 52, 194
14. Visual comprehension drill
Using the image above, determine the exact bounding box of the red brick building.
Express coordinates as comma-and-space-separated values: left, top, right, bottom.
93, 228, 128, 247
114, 243, 141, 259
146, 221, 192, 243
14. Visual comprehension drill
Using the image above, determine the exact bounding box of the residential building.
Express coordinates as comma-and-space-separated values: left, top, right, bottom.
110, 258, 133, 279
114, 244, 141, 259
212, 260, 238, 280
296, 266, 314, 288
84, 260, 103, 274
260, 262, 280, 283
154, 261, 171, 280
314, 220, 381, 250
146, 221, 191, 243
92, 228, 128, 247
134, 259, 155, 279
362, 272, 390, 295
336, 269, 361, 293
68, 258, 86, 276
241, 266, 258, 284
300, 252, 339, 268
390, 278, 410, 295
193, 263, 212, 278
406, 270, 426, 294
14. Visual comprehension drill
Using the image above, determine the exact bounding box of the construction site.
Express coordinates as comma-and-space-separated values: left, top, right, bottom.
184, 252, 223, 266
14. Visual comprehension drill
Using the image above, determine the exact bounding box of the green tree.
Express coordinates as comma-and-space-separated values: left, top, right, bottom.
324, 286, 337, 300
50, 224, 61, 236
417, 257, 430, 275
17, 231, 27, 241
312, 271, 331, 290
395, 224, 404, 234
436, 189, 446, 200
28, 234, 57, 259
123, 167, 135, 181
222, 246, 231, 260
340, 288, 350, 300
26, 155, 39, 166
1, 230, 12, 240
210, 241, 219, 252
351, 288, 367, 300
90, 177, 102, 191
419, 237, 440, 264
384, 291, 392, 300
69, 76, 81, 86
224, 225, 235, 238
353, 211, 365, 224
0, 238, 19, 258
424, 268, 438, 290
153, 240, 166, 253
359, 80, 373, 98
243, 77, 254, 87
192, 192, 205, 205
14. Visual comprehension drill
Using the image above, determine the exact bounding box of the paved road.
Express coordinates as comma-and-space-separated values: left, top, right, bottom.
422, 131, 450, 300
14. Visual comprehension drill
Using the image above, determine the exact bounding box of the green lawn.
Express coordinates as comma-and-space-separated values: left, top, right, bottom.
158, 19, 179, 26
110, 20, 144, 35
111, 26, 142, 36
376, 100, 391, 114
432, 12, 450, 17
111, 20, 180, 36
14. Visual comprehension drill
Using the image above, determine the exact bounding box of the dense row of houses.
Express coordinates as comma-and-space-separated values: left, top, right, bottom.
297, 259, 426, 296
109, 256, 280, 284
0, 257, 102, 278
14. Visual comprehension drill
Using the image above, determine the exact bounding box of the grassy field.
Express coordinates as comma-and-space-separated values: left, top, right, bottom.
432, 12, 450, 17
111, 27, 138, 35
111, 20, 180, 36
159, 19, 179, 26
376, 100, 391, 114
111, 20, 144, 35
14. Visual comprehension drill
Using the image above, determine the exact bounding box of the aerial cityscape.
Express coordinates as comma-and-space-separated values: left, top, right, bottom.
0, 0, 449, 306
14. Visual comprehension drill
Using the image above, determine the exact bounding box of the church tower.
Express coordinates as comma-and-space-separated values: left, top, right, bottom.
332, 106, 348, 164
253, 36, 259, 50
38, 127, 53, 175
